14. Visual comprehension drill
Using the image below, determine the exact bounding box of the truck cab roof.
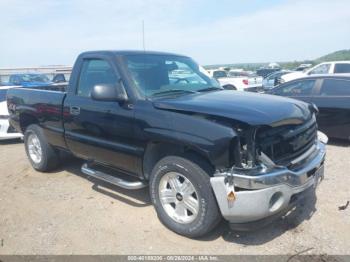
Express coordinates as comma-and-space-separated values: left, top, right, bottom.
79, 50, 189, 58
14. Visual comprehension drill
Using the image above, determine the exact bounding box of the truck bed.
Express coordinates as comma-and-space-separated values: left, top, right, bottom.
7, 87, 67, 149
20, 83, 68, 92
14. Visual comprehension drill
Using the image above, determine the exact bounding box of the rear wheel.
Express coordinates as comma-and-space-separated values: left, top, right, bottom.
24, 124, 60, 171
149, 155, 221, 238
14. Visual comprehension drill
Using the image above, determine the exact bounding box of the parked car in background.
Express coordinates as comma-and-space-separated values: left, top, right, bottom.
295, 64, 313, 71
0, 76, 5, 86
207, 69, 249, 91
268, 75, 350, 140
52, 73, 67, 83
256, 68, 280, 78
262, 70, 293, 90
281, 61, 350, 83
228, 70, 263, 92
8, 73, 53, 87
267, 62, 281, 69
0, 86, 23, 140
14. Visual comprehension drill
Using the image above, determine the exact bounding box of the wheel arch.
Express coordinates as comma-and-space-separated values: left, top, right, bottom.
19, 113, 39, 133
142, 141, 215, 180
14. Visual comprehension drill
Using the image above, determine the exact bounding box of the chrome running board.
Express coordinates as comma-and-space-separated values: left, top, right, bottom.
81, 163, 147, 190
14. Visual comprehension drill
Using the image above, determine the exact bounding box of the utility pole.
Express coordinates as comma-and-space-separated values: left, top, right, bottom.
142, 20, 145, 51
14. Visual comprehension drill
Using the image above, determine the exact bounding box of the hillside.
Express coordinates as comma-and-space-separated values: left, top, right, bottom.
316, 49, 350, 62
204, 49, 350, 71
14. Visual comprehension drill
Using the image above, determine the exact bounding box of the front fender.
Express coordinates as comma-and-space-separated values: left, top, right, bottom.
136, 104, 238, 168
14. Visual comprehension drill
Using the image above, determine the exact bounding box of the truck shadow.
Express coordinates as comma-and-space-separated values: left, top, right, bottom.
56, 156, 317, 244
57, 157, 151, 208
0, 138, 22, 145
328, 138, 350, 147
199, 189, 318, 244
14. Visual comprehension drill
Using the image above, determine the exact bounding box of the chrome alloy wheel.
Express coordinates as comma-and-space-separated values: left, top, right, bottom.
27, 133, 42, 164
159, 172, 199, 224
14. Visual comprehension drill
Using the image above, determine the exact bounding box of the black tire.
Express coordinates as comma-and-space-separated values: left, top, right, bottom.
149, 155, 221, 238
24, 124, 60, 172
223, 84, 236, 90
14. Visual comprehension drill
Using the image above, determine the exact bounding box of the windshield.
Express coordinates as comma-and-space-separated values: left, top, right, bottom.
124, 54, 220, 98
0, 89, 7, 102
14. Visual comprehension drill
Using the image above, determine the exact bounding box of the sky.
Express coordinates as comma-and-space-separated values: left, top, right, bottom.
0, 0, 349, 67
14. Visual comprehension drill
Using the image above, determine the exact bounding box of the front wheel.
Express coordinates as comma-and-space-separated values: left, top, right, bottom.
149, 155, 221, 238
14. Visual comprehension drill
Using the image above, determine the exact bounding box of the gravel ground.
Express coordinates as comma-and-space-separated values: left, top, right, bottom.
0, 139, 349, 255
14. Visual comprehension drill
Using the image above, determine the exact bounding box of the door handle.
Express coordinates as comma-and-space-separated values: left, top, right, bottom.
70, 106, 80, 115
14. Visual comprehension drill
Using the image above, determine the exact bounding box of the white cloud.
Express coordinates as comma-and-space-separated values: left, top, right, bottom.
0, 0, 349, 66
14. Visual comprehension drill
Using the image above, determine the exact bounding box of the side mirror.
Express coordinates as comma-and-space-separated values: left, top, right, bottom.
91, 83, 128, 102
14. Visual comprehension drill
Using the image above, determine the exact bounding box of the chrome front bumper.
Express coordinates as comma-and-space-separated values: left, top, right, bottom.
210, 138, 326, 225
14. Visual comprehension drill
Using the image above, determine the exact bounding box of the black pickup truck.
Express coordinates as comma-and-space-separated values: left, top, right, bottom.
7, 51, 327, 237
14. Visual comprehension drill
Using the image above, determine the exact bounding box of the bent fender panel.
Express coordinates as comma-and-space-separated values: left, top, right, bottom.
135, 102, 238, 168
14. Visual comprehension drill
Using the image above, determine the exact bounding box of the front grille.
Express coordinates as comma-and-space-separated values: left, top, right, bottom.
257, 117, 317, 166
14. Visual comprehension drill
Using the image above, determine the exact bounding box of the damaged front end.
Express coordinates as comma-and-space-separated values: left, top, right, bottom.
210, 115, 327, 229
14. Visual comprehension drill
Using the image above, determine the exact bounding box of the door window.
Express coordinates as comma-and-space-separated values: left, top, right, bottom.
334, 63, 350, 73
77, 59, 117, 97
308, 64, 331, 75
320, 79, 350, 96
276, 80, 315, 96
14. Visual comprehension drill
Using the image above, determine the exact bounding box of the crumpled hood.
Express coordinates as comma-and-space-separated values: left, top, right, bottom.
153, 90, 311, 127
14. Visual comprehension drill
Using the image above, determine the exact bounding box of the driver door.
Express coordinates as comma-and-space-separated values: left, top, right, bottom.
63, 57, 142, 175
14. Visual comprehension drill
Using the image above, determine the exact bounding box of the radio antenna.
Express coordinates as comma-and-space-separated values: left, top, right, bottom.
142, 20, 146, 51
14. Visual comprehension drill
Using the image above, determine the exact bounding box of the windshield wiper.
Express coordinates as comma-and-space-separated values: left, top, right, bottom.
151, 89, 198, 97
197, 87, 223, 92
